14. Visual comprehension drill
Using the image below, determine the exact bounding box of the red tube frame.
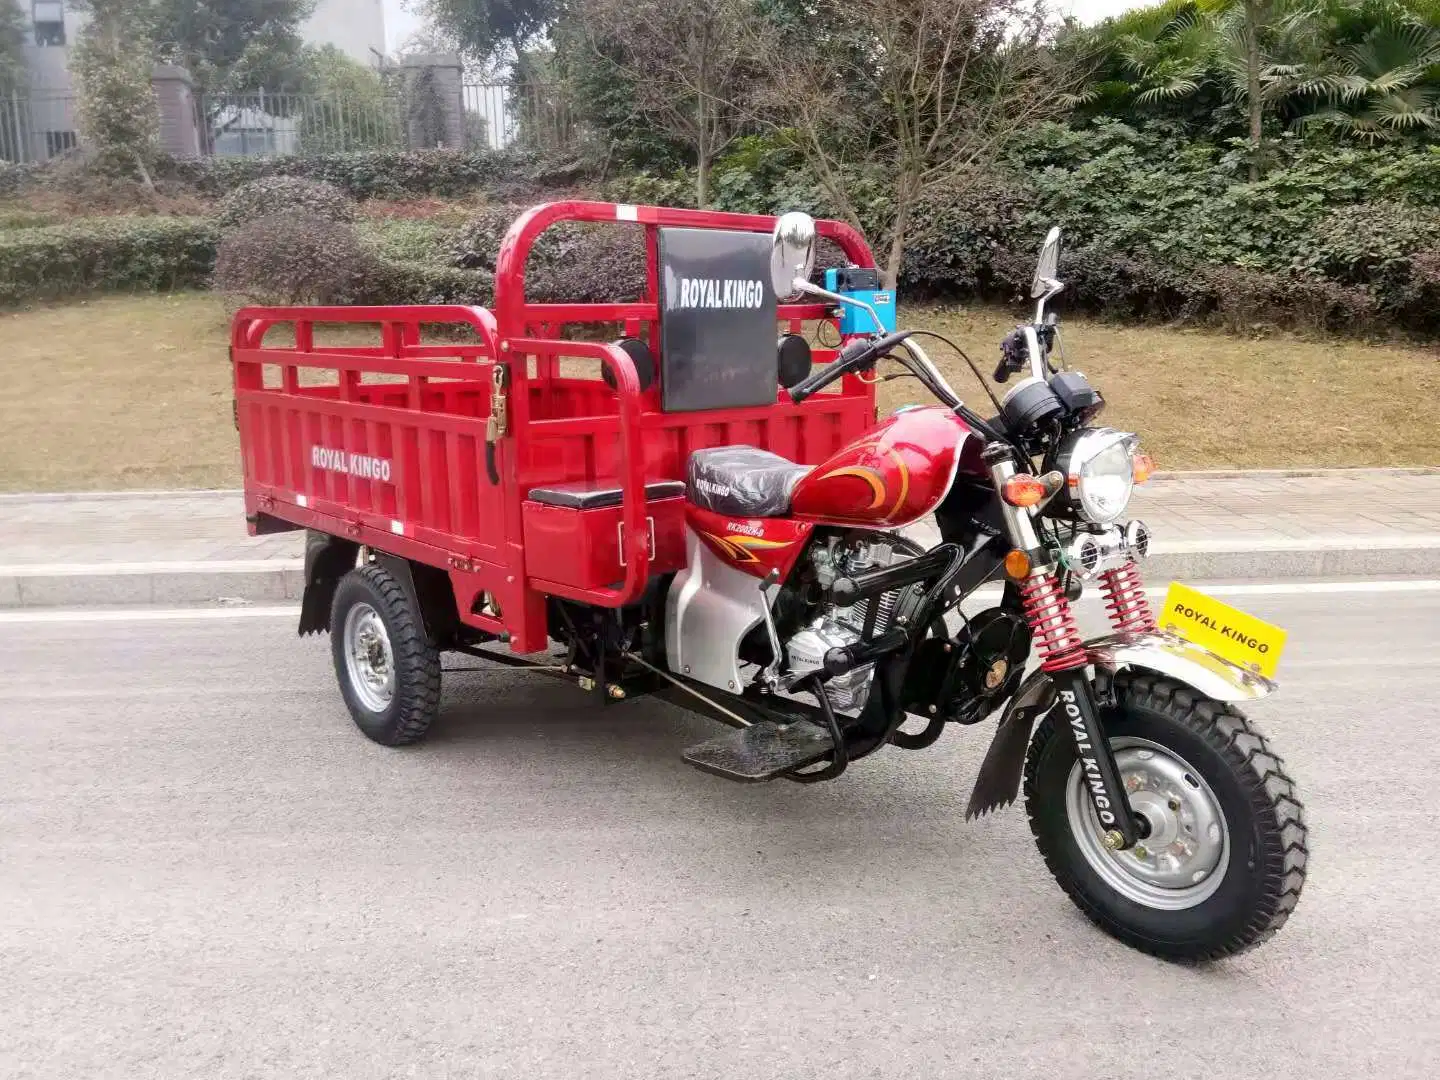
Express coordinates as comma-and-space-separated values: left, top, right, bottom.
231, 203, 880, 653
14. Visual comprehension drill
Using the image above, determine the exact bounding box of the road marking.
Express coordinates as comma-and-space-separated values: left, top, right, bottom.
3, 579, 1439, 626
0, 606, 300, 624
965, 579, 1440, 604
1, 560, 302, 576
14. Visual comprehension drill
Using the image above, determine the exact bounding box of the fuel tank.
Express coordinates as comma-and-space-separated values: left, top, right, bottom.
790, 406, 980, 529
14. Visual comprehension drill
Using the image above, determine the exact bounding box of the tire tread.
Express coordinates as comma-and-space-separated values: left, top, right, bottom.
333, 564, 442, 746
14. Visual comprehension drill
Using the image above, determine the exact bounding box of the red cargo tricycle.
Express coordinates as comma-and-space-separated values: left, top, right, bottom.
232, 202, 1306, 959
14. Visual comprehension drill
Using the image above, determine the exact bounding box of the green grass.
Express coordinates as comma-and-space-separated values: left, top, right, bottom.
1, 292, 1436, 492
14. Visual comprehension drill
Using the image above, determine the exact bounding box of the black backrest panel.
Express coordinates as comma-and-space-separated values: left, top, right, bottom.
657, 227, 779, 413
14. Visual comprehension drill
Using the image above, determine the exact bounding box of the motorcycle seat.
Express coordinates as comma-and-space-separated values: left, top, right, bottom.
686, 446, 812, 518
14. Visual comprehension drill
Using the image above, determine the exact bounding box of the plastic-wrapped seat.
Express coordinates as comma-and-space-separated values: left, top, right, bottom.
686, 446, 812, 518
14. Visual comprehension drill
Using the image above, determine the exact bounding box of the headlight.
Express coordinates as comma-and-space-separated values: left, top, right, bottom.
1056, 428, 1137, 523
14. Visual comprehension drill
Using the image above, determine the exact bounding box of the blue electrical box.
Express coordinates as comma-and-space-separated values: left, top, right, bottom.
825, 267, 897, 335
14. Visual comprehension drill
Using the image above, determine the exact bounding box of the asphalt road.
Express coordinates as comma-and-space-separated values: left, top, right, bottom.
4, 583, 1439, 1079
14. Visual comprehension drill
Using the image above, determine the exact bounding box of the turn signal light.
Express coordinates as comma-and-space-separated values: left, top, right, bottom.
1133, 453, 1154, 484
1002, 474, 1047, 507
1004, 549, 1032, 579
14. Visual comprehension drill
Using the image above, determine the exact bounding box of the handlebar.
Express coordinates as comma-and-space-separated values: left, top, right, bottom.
789, 331, 915, 404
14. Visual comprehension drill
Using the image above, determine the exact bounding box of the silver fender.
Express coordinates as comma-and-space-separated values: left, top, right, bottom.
1086, 631, 1275, 702
963, 631, 1274, 820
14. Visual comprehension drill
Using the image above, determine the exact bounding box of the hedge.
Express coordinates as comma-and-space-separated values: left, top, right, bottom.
159, 148, 522, 200
0, 217, 218, 307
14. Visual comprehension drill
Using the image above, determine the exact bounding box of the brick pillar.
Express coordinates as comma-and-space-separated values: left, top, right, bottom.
401, 54, 465, 150
152, 65, 202, 159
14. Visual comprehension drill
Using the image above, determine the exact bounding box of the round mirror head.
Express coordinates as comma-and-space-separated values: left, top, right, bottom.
771, 211, 818, 299
1032, 226, 1062, 299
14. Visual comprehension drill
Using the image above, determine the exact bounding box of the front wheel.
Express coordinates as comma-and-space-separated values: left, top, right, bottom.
1024, 673, 1307, 961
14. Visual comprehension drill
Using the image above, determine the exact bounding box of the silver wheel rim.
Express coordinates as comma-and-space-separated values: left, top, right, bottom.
1065, 737, 1229, 911
343, 602, 395, 713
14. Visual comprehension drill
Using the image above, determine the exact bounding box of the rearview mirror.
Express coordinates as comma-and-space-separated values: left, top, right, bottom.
1031, 226, 1062, 299
771, 211, 817, 299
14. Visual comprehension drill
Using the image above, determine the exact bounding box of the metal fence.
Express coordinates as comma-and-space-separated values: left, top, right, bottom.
462, 83, 575, 151
0, 89, 79, 164
1, 82, 577, 165
201, 90, 407, 157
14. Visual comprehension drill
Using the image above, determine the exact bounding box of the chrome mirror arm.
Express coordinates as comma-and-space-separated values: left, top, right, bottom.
792, 278, 886, 338
1033, 278, 1064, 326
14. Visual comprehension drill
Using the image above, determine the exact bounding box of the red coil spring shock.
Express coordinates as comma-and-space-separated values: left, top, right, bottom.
1019, 573, 1088, 672
1097, 560, 1157, 634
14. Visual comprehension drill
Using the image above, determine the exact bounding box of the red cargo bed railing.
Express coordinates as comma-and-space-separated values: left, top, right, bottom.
232, 203, 880, 654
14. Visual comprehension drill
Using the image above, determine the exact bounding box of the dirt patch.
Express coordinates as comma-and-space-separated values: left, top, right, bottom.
879, 307, 1440, 470
1, 294, 1436, 493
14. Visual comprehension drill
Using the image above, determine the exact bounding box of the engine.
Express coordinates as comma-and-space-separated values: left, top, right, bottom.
781, 535, 918, 715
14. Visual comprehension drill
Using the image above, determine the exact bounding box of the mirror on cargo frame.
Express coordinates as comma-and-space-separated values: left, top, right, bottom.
770, 211, 818, 300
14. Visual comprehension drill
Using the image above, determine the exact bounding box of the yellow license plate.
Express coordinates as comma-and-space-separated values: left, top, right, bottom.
1158, 582, 1288, 679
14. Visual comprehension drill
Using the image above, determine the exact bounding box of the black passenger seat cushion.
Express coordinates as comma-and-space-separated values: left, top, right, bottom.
528, 479, 685, 510
686, 446, 812, 518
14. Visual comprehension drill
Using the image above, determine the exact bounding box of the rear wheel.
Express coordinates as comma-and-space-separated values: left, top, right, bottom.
330, 564, 441, 746
1024, 673, 1307, 961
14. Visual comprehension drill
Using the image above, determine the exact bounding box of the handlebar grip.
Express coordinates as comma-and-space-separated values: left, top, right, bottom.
791, 338, 872, 403
993, 358, 1011, 384
789, 331, 913, 405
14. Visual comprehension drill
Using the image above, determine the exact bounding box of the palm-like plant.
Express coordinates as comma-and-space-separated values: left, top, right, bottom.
1287, 18, 1440, 141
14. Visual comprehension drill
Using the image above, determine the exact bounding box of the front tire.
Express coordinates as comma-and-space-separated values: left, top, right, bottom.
1024, 673, 1307, 961
330, 564, 442, 746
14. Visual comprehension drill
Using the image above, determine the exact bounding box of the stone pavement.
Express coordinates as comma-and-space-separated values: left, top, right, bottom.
2, 469, 1438, 607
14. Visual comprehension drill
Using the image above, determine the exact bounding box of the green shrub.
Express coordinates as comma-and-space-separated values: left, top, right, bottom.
444, 206, 646, 303
0, 161, 41, 198
214, 212, 367, 306
0, 207, 62, 230
0, 217, 217, 307
164, 148, 514, 200
215, 177, 358, 231
1201, 266, 1378, 335
1297, 202, 1440, 312
349, 259, 494, 307
361, 219, 452, 263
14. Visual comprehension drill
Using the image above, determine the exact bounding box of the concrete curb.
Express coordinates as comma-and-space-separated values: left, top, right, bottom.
4, 539, 1439, 609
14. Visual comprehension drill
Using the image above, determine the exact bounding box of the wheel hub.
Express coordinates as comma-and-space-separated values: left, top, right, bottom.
344, 603, 396, 713
1066, 738, 1229, 910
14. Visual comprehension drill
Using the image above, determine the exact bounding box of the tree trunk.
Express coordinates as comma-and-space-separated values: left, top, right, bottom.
696, 113, 710, 209
1246, 1, 1264, 181
882, 183, 914, 291
695, 53, 710, 209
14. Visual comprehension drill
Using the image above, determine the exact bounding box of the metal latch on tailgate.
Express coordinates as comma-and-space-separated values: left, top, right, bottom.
485, 364, 509, 485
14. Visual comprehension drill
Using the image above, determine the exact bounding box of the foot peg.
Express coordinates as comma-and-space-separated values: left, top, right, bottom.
682, 720, 835, 782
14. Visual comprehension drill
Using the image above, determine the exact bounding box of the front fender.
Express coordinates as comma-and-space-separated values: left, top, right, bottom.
963, 632, 1274, 820
1086, 632, 1275, 702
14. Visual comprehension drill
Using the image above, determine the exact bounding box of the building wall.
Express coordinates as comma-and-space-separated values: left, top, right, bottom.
15, 0, 89, 90
303, 0, 387, 67
10, 0, 389, 93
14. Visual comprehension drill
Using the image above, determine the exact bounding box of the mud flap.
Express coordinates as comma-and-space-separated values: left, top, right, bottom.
964, 671, 1056, 819
298, 531, 359, 636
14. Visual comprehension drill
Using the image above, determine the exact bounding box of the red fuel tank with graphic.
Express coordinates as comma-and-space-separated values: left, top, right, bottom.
790, 406, 979, 528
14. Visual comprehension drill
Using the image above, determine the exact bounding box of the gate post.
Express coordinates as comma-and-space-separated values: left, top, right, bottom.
152, 65, 203, 159
400, 54, 465, 150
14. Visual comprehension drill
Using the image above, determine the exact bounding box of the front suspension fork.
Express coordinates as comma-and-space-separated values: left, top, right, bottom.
1018, 569, 1141, 849
984, 444, 1156, 848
